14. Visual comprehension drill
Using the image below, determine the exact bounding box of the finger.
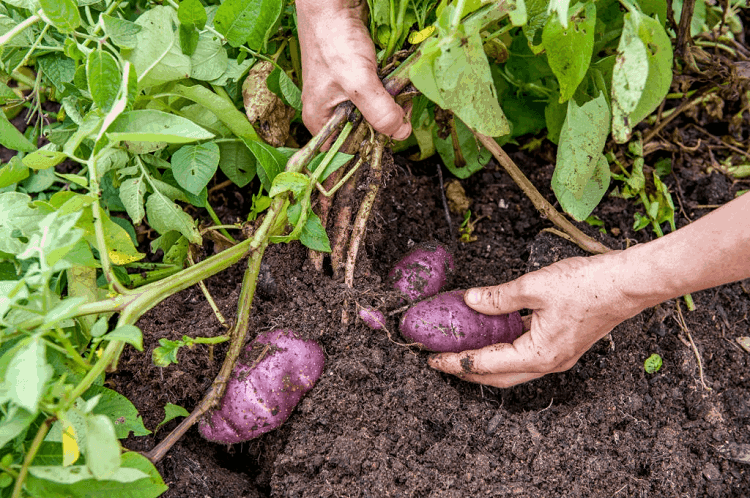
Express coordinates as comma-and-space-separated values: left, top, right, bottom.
301, 91, 348, 137
428, 332, 559, 376
463, 274, 540, 316
343, 73, 411, 140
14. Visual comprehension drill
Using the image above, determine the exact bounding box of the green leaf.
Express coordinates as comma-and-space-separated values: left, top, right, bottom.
522, 0, 550, 53
146, 193, 202, 244
22, 148, 68, 170
179, 25, 200, 57
644, 353, 662, 373
267, 67, 302, 111
27, 465, 147, 485
553, 153, 610, 221
101, 15, 142, 49
552, 91, 611, 200
307, 151, 354, 182
178, 0, 207, 29
411, 30, 510, 137
243, 138, 288, 191
547, 0, 571, 27
85, 414, 120, 479
125, 6, 191, 89
4, 338, 52, 413
0, 405, 35, 449
119, 177, 147, 224
107, 110, 214, 144
87, 50, 121, 113
0, 192, 49, 255
268, 172, 310, 198
300, 212, 331, 253
25, 452, 167, 498
84, 384, 151, 439
214, 0, 284, 50
39, 0, 81, 33
152, 338, 181, 367
542, 2, 596, 103
0, 108, 35, 152
154, 403, 190, 433
433, 117, 491, 179
0, 156, 30, 188
611, 9, 673, 143
190, 31, 229, 81
104, 325, 144, 351
171, 143, 220, 195
218, 141, 257, 187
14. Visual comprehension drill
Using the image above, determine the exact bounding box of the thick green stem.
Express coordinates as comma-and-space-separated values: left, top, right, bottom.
0, 14, 41, 48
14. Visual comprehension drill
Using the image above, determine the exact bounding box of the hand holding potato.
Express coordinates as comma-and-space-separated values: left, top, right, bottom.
430, 193, 750, 387
427, 254, 641, 387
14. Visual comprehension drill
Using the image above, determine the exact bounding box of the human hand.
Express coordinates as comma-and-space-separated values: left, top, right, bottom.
428, 253, 646, 387
296, 0, 412, 140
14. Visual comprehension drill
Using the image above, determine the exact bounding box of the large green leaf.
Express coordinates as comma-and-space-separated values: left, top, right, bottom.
552, 91, 611, 219
107, 110, 214, 144
171, 142, 220, 195
243, 138, 288, 191
542, 2, 596, 103
125, 6, 191, 89
611, 9, 673, 143
214, 0, 284, 50
39, 0, 81, 33
0, 156, 31, 187
411, 29, 510, 137
178, 0, 207, 29
3, 338, 52, 413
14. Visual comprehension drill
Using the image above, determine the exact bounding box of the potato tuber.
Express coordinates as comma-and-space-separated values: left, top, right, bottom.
388, 242, 454, 302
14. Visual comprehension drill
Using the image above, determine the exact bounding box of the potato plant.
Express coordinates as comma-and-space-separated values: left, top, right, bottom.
0, 0, 739, 495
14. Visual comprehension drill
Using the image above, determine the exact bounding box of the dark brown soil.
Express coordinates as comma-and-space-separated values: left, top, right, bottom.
112, 142, 750, 497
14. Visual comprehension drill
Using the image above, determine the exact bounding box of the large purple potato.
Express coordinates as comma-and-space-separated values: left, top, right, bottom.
400, 290, 523, 353
199, 329, 325, 444
388, 242, 454, 302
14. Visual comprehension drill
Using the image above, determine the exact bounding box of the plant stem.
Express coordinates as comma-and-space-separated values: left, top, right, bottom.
342, 134, 386, 323
188, 252, 229, 328
0, 13, 41, 48
205, 201, 236, 243
474, 132, 612, 254
11, 418, 51, 498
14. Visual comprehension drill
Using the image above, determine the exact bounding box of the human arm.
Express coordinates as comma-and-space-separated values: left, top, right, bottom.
295, 0, 412, 139
428, 193, 750, 387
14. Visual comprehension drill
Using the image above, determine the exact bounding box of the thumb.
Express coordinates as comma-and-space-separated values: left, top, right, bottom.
345, 72, 412, 141
464, 278, 534, 316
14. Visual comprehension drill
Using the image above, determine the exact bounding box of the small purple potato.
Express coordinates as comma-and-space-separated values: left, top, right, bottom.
400, 290, 523, 353
199, 329, 324, 444
388, 242, 454, 302
359, 307, 386, 330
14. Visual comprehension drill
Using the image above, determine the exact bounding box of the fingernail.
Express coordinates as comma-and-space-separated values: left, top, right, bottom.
466, 288, 481, 305
393, 123, 411, 141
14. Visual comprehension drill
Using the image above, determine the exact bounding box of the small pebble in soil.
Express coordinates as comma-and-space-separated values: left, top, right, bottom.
702, 462, 721, 481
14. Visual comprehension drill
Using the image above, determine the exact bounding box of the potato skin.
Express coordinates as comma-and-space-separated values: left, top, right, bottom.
400, 290, 523, 353
359, 307, 386, 330
199, 329, 325, 444
388, 242, 455, 302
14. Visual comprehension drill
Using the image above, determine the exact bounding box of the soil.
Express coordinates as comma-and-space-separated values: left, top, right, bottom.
112, 138, 750, 497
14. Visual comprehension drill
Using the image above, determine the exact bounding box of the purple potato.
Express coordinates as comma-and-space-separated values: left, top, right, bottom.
388, 242, 454, 302
359, 307, 386, 330
400, 290, 523, 353
199, 329, 325, 444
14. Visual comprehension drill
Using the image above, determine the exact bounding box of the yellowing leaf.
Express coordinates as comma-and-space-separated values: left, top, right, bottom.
408, 26, 436, 44
61, 421, 80, 467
